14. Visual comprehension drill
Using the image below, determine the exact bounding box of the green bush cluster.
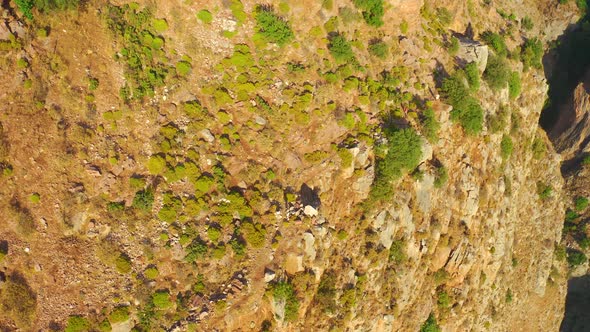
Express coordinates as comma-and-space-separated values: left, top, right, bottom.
537, 182, 553, 199
521, 38, 543, 70
484, 55, 511, 91
104, 5, 169, 100
315, 273, 337, 313
481, 31, 508, 57
109, 306, 130, 323
152, 290, 172, 309
500, 135, 513, 160
352, 0, 384, 27
575, 196, 589, 211
65, 316, 90, 332
15, 0, 79, 19
389, 239, 407, 263
567, 249, 587, 267
185, 237, 208, 262
464, 62, 480, 91
197, 9, 213, 23
132, 188, 154, 211
508, 72, 522, 99
420, 313, 441, 332
254, 5, 294, 46
241, 221, 266, 248
368, 40, 388, 58
0, 275, 36, 328
328, 34, 356, 63
420, 107, 440, 143
433, 165, 448, 188
272, 282, 300, 321
441, 72, 484, 135
370, 128, 422, 201
115, 253, 132, 273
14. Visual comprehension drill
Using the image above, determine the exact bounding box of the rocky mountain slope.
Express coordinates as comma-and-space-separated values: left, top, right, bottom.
0, 0, 583, 331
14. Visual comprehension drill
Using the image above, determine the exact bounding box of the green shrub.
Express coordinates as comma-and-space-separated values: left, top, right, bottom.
433, 165, 448, 188
152, 18, 168, 32
508, 71, 522, 99
537, 182, 553, 199
389, 239, 407, 263
420, 313, 441, 332
500, 135, 513, 159
464, 62, 480, 91
505, 289, 513, 303
370, 128, 422, 201
436, 7, 453, 26
575, 196, 589, 211
272, 282, 300, 321
521, 16, 533, 30
481, 31, 507, 57
450, 96, 484, 135
157, 206, 177, 223
400, 19, 409, 34
0, 275, 36, 328
377, 128, 422, 185
34, 0, 79, 13
207, 226, 222, 242
185, 238, 208, 262
304, 150, 329, 163
15, 0, 34, 19
176, 61, 192, 76
115, 254, 131, 273
433, 269, 449, 285
437, 291, 451, 309
147, 155, 166, 174
521, 37, 543, 70
328, 34, 355, 63
132, 188, 154, 211
109, 306, 129, 323
242, 221, 266, 248
152, 290, 172, 309
352, 0, 384, 27
420, 108, 440, 143
567, 249, 587, 267
98, 319, 112, 332
368, 40, 388, 58
144, 267, 159, 279
532, 137, 546, 159
315, 273, 337, 313
197, 9, 213, 23
448, 36, 459, 55
484, 55, 510, 91
254, 6, 294, 46
29, 193, 40, 203
65, 316, 90, 332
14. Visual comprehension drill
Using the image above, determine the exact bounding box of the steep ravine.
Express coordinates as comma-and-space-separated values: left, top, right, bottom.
539, 6, 590, 332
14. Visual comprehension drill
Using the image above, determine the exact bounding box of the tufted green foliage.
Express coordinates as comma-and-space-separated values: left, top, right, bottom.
254, 6, 294, 46
352, 0, 384, 27
272, 282, 300, 321
328, 34, 356, 63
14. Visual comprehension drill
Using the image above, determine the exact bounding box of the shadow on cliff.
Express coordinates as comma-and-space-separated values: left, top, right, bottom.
561, 274, 590, 332
540, 14, 590, 138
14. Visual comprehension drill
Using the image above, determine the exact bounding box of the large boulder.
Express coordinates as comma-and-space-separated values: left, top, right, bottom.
456, 38, 489, 74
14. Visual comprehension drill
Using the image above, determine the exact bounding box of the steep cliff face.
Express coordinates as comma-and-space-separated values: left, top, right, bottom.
0, 0, 578, 331
551, 82, 590, 160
